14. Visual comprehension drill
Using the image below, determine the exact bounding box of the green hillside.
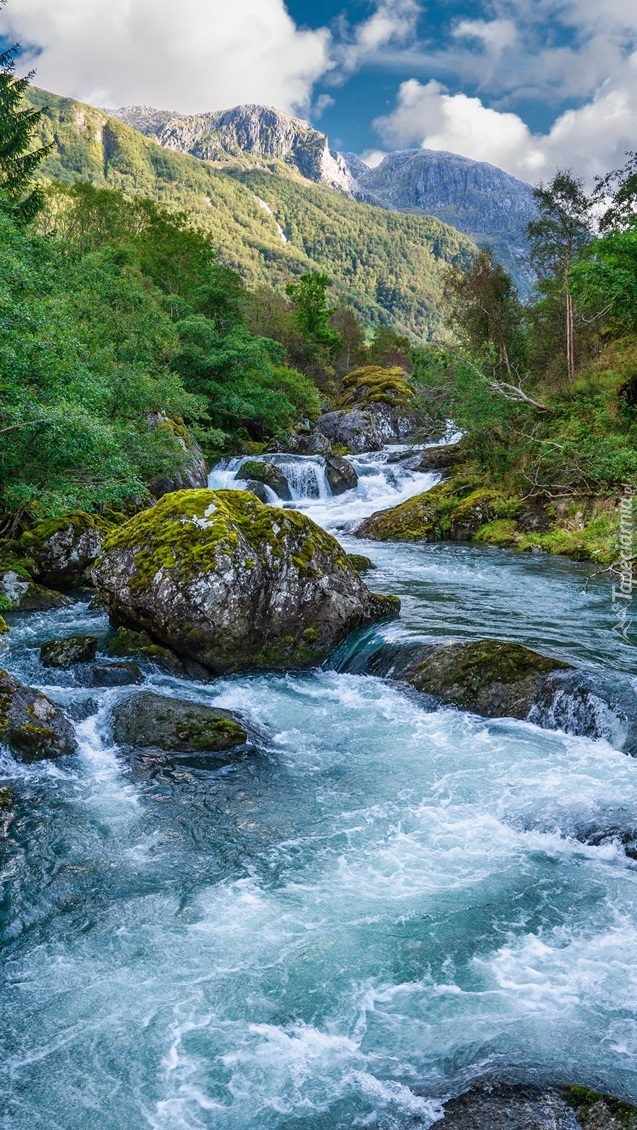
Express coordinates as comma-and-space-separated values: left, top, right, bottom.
28, 87, 476, 340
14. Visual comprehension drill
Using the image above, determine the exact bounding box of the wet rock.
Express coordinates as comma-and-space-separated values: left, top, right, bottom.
401, 639, 571, 721
356, 479, 516, 542
288, 429, 332, 456
40, 636, 99, 669
0, 786, 14, 817
314, 408, 385, 454
19, 513, 113, 589
0, 614, 8, 635
440, 1081, 579, 1128
147, 413, 209, 499
243, 480, 270, 504
0, 669, 77, 761
564, 1085, 637, 1128
84, 662, 144, 687
325, 454, 358, 495
346, 553, 376, 573
0, 568, 70, 612
417, 442, 467, 473
112, 692, 247, 753
235, 460, 291, 500
93, 489, 400, 675
107, 627, 205, 678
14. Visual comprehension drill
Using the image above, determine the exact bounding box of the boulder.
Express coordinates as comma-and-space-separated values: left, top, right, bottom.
440, 1080, 635, 1129
325, 454, 358, 495
112, 692, 247, 753
346, 553, 376, 574
147, 413, 209, 499
355, 480, 517, 543
288, 429, 332, 456
401, 639, 571, 720
83, 662, 144, 687
235, 460, 291, 500
19, 513, 113, 589
417, 442, 467, 473
243, 480, 270, 504
0, 615, 8, 635
107, 627, 205, 678
313, 409, 385, 454
40, 636, 99, 669
93, 489, 400, 674
0, 568, 70, 612
0, 669, 77, 761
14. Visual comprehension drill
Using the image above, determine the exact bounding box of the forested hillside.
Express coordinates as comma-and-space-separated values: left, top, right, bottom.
28, 88, 475, 340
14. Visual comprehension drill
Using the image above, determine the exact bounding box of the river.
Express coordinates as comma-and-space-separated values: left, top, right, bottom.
2, 448, 637, 1129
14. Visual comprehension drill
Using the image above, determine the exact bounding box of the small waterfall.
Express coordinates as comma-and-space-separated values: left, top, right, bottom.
209, 453, 331, 501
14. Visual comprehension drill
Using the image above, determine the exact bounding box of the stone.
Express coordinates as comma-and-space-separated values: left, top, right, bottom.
314, 409, 385, 454
0, 669, 77, 761
0, 568, 70, 612
84, 662, 144, 687
439, 1081, 637, 1130
0, 615, 8, 635
325, 454, 358, 495
107, 627, 199, 677
289, 430, 332, 456
93, 489, 400, 675
112, 692, 247, 753
417, 442, 467, 473
243, 480, 270, 504
19, 513, 113, 589
355, 479, 517, 543
40, 636, 99, 669
401, 639, 572, 721
235, 460, 291, 500
147, 413, 209, 499
346, 553, 376, 573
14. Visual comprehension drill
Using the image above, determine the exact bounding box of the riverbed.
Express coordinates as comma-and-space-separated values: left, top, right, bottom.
1, 449, 637, 1129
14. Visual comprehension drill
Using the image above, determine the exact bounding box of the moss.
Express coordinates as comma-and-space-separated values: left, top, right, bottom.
340, 365, 415, 409
346, 553, 377, 573
519, 510, 619, 564
564, 1086, 637, 1128
20, 510, 113, 554
0, 597, 10, 615
108, 627, 175, 663
357, 478, 479, 541
474, 519, 520, 547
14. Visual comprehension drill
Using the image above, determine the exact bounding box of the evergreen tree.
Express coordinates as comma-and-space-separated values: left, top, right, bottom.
0, 8, 51, 222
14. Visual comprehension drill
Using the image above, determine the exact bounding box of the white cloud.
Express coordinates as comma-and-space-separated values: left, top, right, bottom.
373, 61, 637, 184
4, 0, 333, 114
338, 0, 420, 73
453, 18, 518, 55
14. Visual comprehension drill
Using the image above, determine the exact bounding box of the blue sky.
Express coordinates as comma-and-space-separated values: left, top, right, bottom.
4, 0, 637, 184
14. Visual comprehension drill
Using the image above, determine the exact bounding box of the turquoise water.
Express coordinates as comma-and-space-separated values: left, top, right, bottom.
2, 455, 637, 1128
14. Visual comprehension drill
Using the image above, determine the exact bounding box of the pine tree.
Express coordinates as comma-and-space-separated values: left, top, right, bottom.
0, 8, 51, 222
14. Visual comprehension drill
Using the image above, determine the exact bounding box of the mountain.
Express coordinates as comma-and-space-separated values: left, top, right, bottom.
28, 87, 476, 341
110, 103, 355, 193
350, 149, 537, 296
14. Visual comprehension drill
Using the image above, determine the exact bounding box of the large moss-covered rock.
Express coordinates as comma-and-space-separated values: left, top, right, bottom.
93, 489, 399, 674
40, 636, 99, 669
235, 460, 291, 500
0, 669, 77, 761
356, 479, 518, 542
112, 693, 247, 753
19, 513, 114, 589
402, 639, 571, 719
0, 567, 70, 612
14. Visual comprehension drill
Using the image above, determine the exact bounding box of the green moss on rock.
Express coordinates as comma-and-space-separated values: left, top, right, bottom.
564, 1086, 637, 1129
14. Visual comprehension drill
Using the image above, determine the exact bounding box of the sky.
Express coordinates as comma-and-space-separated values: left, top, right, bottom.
3, 0, 637, 185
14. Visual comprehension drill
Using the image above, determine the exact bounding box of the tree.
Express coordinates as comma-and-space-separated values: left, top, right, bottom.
593, 152, 637, 233
444, 250, 525, 379
0, 14, 51, 222
527, 171, 594, 382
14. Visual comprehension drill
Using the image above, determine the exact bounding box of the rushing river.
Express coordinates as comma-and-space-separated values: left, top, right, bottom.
2, 448, 637, 1129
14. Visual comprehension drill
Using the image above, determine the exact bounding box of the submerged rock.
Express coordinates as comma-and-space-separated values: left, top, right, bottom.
84, 662, 144, 688
19, 512, 113, 589
93, 489, 399, 674
0, 568, 70, 612
325, 454, 358, 495
440, 1080, 637, 1129
40, 636, 99, 669
235, 460, 291, 500
0, 669, 77, 761
112, 693, 247, 753
401, 639, 571, 720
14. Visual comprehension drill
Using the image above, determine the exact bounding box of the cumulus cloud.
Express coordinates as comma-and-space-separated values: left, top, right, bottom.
4, 0, 332, 113
337, 0, 420, 73
374, 61, 637, 184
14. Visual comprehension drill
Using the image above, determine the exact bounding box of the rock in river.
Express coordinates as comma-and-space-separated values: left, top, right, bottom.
324, 454, 358, 495
40, 636, 99, 669
112, 693, 247, 753
19, 512, 113, 589
93, 489, 399, 674
0, 669, 77, 761
439, 1080, 637, 1129
235, 460, 291, 500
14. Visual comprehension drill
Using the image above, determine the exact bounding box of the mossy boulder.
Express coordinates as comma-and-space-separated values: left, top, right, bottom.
0, 568, 70, 612
340, 365, 415, 411
355, 479, 519, 542
112, 693, 247, 753
0, 614, 8, 635
0, 669, 77, 761
564, 1085, 637, 1129
325, 454, 358, 495
235, 460, 291, 500
84, 662, 144, 688
417, 442, 468, 473
93, 489, 400, 674
346, 553, 376, 574
40, 636, 99, 669
402, 639, 571, 720
147, 413, 209, 499
107, 627, 200, 678
440, 1080, 637, 1129
19, 512, 114, 589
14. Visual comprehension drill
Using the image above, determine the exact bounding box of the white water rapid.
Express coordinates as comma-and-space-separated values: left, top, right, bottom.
2, 441, 637, 1128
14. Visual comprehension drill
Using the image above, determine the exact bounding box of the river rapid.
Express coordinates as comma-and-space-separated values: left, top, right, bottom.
2, 447, 637, 1129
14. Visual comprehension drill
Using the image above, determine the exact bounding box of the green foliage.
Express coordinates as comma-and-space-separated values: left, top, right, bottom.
0, 37, 51, 222
571, 227, 637, 333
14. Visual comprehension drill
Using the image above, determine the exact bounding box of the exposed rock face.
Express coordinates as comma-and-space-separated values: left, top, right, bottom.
314, 409, 385, 453
40, 636, 99, 669
0, 669, 77, 761
288, 429, 333, 456
401, 639, 571, 720
0, 568, 70, 612
93, 489, 399, 674
325, 455, 358, 494
147, 413, 208, 499
235, 460, 291, 500
243, 480, 270, 503
112, 693, 247, 753
111, 103, 355, 192
19, 512, 113, 589
353, 148, 537, 296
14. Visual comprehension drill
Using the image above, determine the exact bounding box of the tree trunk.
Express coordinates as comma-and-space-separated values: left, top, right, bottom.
565, 287, 575, 382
